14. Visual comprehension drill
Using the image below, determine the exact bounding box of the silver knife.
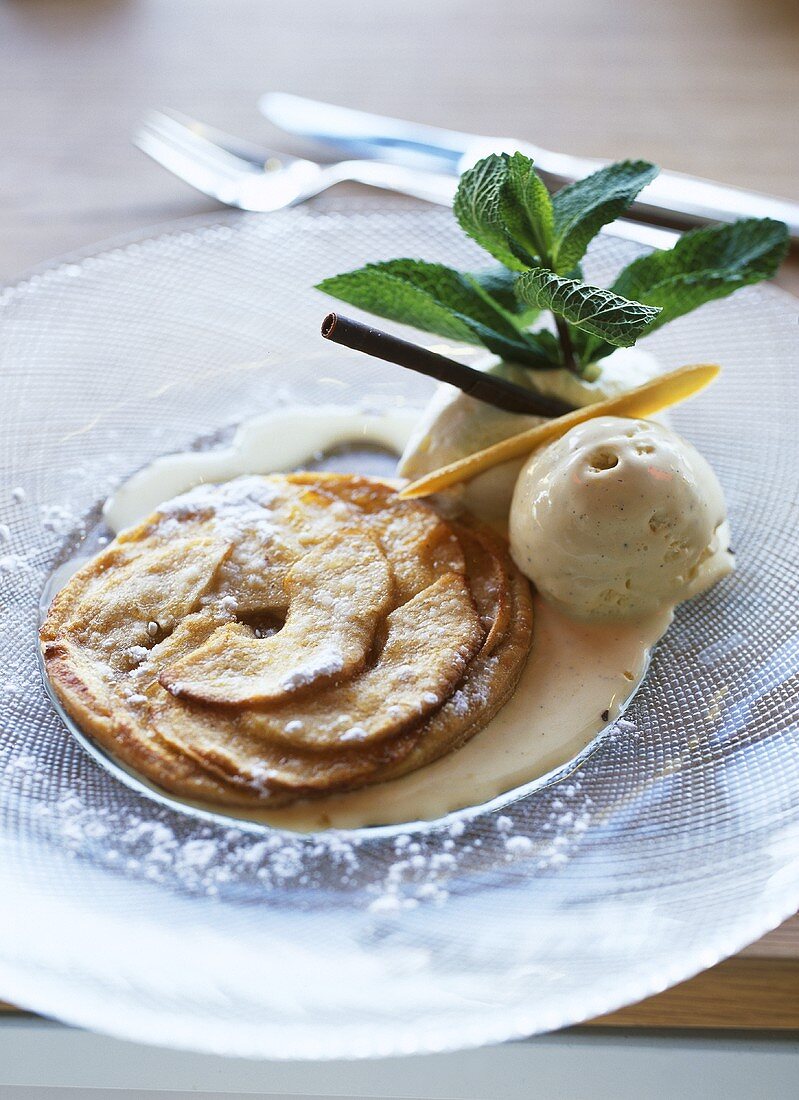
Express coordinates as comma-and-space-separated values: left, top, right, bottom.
260, 93, 799, 241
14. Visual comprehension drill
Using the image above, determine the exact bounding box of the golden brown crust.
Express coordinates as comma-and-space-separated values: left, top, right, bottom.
41, 473, 533, 809
370, 519, 534, 782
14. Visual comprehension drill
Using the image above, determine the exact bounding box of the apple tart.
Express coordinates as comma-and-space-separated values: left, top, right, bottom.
41, 473, 533, 808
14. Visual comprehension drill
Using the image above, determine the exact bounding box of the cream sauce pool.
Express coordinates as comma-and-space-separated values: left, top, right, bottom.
74, 406, 671, 831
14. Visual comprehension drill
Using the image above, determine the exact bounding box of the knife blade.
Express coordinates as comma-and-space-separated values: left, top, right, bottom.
260, 93, 481, 174
260, 93, 799, 240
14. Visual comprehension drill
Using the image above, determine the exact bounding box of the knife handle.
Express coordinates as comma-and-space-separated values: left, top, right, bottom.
637, 169, 799, 237
482, 141, 799, 238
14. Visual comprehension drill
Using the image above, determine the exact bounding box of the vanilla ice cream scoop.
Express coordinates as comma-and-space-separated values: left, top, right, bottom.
509, 417, 733, 620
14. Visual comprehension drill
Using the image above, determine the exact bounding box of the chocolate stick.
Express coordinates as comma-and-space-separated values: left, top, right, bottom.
321, 313, 573, 418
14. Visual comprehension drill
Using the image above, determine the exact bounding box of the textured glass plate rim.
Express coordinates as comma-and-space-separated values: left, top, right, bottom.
1, 207, 798, 1060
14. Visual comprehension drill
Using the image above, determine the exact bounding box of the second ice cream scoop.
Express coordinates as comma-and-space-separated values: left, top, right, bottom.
509, 416, 733, 620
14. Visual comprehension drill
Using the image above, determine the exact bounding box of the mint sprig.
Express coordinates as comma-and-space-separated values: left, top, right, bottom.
318, 152, 788, 386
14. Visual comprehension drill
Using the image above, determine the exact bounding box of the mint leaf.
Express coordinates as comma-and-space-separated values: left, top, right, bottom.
453, 155, 528, 271
318, 259, 527, 341
462, 272, 545, 340
521, 326, 561, 364
318, 263, 486, 345
370, 259, 528, 337
498, 152, 555, 265
318, 259, 559, 368
570, 335, 617, 366
551, 160, 658, 273
517, 268, 661, 349
610, 217, 789, 330
454, 153, 555, 270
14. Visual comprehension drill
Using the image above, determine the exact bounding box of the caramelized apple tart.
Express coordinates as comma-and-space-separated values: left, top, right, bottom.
41, 473, 533, 808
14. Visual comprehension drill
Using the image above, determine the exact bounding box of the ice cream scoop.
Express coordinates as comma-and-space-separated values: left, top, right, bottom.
398, 347, 662, 522
509, 416, 733, 620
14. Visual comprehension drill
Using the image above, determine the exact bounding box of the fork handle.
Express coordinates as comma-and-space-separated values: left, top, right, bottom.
320, 160, 458, 206
318, 160, 679, 250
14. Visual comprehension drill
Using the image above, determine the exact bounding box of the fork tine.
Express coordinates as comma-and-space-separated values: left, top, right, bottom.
164, 109, 293, 171
141, 111, 251, 181
135, 125, 244, 205
134, 110, 324, 211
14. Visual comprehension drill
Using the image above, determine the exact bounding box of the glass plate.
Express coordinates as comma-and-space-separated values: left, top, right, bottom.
1, 207, 797, 1060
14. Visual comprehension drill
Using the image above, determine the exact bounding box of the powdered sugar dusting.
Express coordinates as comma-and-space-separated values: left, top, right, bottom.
1, 746, 474, 902
0, 699, 636, 916
157, 476, 281, 543
280, 648, 345, 692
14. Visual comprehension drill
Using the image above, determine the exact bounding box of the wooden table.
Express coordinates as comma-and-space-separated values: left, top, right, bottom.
1, 0, 797, 1031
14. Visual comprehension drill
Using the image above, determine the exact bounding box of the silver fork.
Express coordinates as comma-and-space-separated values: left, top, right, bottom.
135, 110, 460, 211
134, 110, 679, 249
